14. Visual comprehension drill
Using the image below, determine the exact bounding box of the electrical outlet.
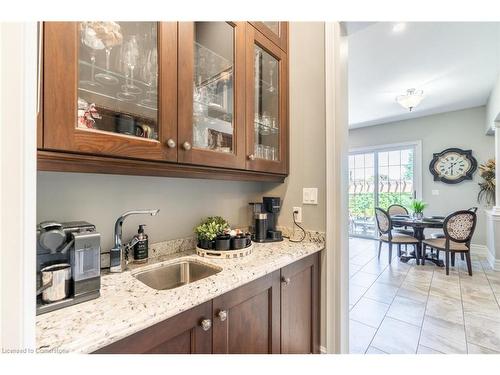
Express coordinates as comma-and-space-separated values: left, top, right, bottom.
293, 207, 302, 223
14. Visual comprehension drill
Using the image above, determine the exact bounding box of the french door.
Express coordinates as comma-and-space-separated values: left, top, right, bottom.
348, 144, 420, 238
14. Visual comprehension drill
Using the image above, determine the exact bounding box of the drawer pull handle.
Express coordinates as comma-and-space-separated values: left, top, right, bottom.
200, 318, 212, 331
281, 277, 291, 286
182, 141, 192, 151
248, 154, 255, 161
218, 310, 228, 322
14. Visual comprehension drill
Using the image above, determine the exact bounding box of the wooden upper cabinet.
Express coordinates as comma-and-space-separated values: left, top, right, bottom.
250, 22, 288, 52
177, 22, 246, 169
43, 22, 178, 162
246, 25, 288, 174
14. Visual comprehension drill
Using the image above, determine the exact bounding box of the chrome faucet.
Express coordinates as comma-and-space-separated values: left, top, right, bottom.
110, 209, 159, 273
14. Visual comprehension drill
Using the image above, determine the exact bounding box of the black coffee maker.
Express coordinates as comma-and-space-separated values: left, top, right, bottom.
249, 197, 283, 243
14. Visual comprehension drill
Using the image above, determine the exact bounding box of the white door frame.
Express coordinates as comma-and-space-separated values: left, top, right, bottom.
0, 22, 38, 351
325, 22, 349, 354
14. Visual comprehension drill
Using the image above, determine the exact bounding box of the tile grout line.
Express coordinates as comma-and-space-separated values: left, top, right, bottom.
415, 265, 434, 353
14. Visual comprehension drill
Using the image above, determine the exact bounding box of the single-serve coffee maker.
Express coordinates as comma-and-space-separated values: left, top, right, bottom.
36, 221, 101, 315
249, 197, 283, 243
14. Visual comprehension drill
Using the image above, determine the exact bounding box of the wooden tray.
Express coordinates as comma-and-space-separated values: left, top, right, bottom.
196, 243, 253, 259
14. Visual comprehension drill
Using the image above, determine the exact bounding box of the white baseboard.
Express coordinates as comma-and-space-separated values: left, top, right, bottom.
470, 244, 489, 257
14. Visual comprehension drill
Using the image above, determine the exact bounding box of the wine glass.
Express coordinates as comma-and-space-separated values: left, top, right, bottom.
95, 45, 119, 85
268, 60, 276, 93
79, 23, 104, 90
120, 35, 141, 95
140, 47, 158, 107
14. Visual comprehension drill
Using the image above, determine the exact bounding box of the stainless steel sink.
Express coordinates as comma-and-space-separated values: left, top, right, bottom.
132, 260, 222, 290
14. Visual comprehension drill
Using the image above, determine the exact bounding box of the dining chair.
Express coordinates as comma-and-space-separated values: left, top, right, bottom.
375, 207, 419, 264
387, 204, 413, 235
422, 210, 477, 276
429, 207, 478, 261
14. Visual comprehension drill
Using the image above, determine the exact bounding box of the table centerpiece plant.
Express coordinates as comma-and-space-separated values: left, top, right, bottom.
411, 200, 427, 220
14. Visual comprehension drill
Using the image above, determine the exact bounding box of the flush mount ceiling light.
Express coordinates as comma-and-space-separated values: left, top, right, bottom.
392, 22, 407, 33
395, 88, 424, 112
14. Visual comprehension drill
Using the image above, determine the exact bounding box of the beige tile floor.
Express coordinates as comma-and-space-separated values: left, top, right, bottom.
349, 237, 500, 354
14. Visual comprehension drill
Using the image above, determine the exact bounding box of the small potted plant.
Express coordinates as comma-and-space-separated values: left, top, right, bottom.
411, 200, 427, 220
194, 216, 230, 250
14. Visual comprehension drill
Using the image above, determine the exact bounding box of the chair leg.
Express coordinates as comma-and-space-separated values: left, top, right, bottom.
388, 242, 393, 264
436, 249, 440, 260
421, 244, 425, 265
415, 244, 420, 265
397, 244, 401, 257
378, 241, 382, 259
445, 251, 450, 275
451, 252, 455, 267
465, 252, 473, 276
405, 244, 408, 255
460, 253, 465, 261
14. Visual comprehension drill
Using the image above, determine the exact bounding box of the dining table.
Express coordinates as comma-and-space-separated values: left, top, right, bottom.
391, 215, 445, 267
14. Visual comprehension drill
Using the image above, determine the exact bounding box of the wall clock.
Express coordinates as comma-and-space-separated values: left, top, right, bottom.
429, 148, 477, 184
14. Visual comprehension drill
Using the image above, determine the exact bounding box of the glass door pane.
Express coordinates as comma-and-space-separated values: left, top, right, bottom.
192, 22, 234, 153
262, 22, 280, 36
378, 148, 414, 209
77, 22, 159, 140
349, 152, 376, 237
254, 45, 279, 162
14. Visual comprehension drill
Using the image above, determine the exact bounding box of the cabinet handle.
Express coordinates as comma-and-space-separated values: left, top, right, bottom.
281, 277, 291, 286
200, 318, 212, 331
248, 154, 255, 161
166, 139, 176, 148
217, 310, 228, 322
182, 141, 192, 151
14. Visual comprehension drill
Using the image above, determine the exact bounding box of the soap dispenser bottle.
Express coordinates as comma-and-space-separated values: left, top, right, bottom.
133, 224, 149, 263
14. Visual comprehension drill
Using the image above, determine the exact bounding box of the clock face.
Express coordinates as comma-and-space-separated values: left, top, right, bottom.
434, 152, 471, 180
429, 148, 477, 184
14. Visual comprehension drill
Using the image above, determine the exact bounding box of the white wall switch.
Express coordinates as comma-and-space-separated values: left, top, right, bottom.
303, 188, 318, 205
431, 190, 440, 196
293, 207, 303, 223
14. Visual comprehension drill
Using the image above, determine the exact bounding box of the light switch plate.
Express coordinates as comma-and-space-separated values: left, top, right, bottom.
303, 188, 318, 205
432, 190, 440, 196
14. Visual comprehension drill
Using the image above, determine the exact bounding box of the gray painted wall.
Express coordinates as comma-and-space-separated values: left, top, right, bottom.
349, 106, 494, 246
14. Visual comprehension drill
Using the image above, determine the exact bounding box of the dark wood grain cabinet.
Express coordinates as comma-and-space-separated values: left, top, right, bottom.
94, 253, 320, 354
38, 21, 289, 182
94, 301, 213, 354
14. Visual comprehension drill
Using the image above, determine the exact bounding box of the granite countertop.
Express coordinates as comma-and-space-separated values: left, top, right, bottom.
36, 238, 324, 353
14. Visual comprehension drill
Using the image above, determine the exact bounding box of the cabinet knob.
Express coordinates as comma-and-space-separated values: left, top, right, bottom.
182, 141, 192, 151
217, 310, 228, 322
281, 277, 291, 286
248, 154, 255, 161
166, 139, 176, 148
200, 318, 212, 331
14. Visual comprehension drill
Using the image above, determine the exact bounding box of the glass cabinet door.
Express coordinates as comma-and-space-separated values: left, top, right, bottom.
178, 22, 245, 169
246, 26, 288, 174
43, 22, 177, 161
250, 22, 288, 52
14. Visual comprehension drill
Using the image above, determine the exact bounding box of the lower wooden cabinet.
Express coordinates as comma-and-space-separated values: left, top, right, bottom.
212, 270, 281, 354
94, 301, 212, 354
94, 252, 320, 354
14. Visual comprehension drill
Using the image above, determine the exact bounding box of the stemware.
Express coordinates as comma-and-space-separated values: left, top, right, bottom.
79, 23, 104, 90
268, 60, 276, 93
95, 46, 119, 85
140, 47, 158, 107
120, 35, 142, 95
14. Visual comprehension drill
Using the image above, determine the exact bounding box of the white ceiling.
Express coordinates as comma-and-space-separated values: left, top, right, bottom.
347, 22, 500, 128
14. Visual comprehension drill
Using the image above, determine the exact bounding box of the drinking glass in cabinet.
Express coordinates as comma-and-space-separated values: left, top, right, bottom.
192, 22, 234, 153
253, 45, 279, 161
77, 22, 159, 141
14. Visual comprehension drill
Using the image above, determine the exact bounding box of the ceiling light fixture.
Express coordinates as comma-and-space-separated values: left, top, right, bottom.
392, 22, 406, 33
395, 88, 424, 112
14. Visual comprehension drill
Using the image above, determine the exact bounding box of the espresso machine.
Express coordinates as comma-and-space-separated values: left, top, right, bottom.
36, 221, 101, 315
249, 197, 283, 243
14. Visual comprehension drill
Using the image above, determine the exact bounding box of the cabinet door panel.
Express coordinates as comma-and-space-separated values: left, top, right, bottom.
43, 22, 177, 162
250, 22, 288, 52
246, 26, 288, 174
212, 270, 280, 354
281, 253, 320, 354
178, 22, 246, 169
93, 301, 212, 354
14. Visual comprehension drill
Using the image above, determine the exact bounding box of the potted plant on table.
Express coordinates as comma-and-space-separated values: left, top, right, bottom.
194, 216, 230, 250
411, 200, 427, 220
